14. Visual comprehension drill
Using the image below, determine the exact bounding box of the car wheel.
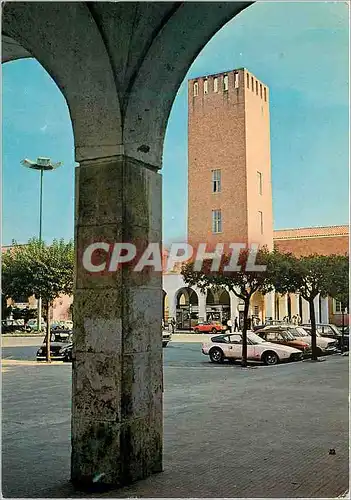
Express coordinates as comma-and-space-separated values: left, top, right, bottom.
209, 347, 224, 363
262, 351, 279, 365
211, 328, 217, 334
162, 342, 168, 348
193, 328, 199, 333
316, 347, 323, 357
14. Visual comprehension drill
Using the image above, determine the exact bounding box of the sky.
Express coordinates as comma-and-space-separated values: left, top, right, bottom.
2, 1, 349, 246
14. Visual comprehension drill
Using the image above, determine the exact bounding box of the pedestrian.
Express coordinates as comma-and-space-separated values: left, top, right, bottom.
227, 318, 232, 333
234, 317, 239, 331
170, 318, 175, 334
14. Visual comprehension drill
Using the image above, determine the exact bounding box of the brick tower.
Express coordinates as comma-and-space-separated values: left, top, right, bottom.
187, 68, 273, 252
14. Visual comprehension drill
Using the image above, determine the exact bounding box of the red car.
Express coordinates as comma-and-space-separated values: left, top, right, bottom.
193, 321, 226, 334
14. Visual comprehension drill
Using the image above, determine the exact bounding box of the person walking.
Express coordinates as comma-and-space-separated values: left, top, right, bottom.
227, 318, 232, 333
234, 317, 239, 332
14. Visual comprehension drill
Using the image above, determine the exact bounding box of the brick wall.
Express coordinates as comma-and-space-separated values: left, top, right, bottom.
274, 235, 349, 257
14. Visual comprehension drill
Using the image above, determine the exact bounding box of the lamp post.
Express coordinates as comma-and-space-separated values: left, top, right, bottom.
21, 157, 62, 331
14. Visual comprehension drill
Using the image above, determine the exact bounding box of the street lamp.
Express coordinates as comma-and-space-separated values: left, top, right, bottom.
21, 157, 63, 331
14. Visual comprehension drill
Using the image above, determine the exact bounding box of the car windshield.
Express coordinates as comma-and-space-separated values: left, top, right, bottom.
247, 332, 266, 344
289, 327, 309, 337
280, 331, 296, 340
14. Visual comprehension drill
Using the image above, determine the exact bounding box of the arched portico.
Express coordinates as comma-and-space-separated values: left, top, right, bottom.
2, 1, 252, 488
206, 287, 231, 323
175, 286, 199, 330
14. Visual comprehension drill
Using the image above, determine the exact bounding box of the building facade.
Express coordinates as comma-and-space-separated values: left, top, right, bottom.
163, 67, 349, 329
188, 68, 273, 251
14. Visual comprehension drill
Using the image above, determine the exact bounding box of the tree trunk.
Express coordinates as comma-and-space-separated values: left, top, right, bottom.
241, 299, 250, 368
309, 298, 318, 361
45, 302, 51, 363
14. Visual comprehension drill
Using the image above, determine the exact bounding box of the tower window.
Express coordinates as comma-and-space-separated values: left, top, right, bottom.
212, 210, 222, 233
223, 75, 229, 91
204, 79, 208, 94
264, 87, 267, 102
234, 72, 239, 88
260, 84, 263, 98
251, 77, 254, 91
193, 82, 198, 96
257, 171, 262, 195
258, 211, 263, 234
256, 81, 258, 95
246, 73, 250, 89
213, 77, 218, 93
212, 169, 221, 193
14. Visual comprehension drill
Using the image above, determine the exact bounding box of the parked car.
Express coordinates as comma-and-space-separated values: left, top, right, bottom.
201, 332, 303, 365
36, 331, 72, 361
286, 326, 338, 355
302, 323, 349, 351
252, 319, 286, 332
193, 321, 226, 334
162, 329, 172, 347
255, 326, 312, 357
26, 318, 46, 332
1, 319, 27, 333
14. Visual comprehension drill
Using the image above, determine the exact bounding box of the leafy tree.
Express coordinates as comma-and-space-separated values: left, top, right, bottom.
268, 251, 333, 360
2, 238, 74, 361
327, 254, 349, 348
182, 247, 274, 367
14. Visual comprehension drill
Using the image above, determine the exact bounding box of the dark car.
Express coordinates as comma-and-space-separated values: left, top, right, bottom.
36, 330, 72, 361
302, 323, 349, 351
255, 326, 312, 357
1, 319, 27, 334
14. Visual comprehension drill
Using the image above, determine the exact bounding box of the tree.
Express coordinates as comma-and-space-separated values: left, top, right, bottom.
181, 247, 274, 367
327, 254, 349, 350
268, 251, 333, 360
2, 238, 74, 361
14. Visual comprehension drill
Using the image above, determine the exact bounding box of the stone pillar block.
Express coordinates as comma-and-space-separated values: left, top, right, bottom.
72, 155, 163, 489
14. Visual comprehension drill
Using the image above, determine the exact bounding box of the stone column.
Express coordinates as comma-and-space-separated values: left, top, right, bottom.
301, 297, 310, 324
290, 294, 299, 317
71, 155, 163, 488
198, 291, 207, 322
321, 296, 329, 323
167, 291, 177, 322
314, 294, 321, 324
264, 291, 275, 321
279, 294, 288, 319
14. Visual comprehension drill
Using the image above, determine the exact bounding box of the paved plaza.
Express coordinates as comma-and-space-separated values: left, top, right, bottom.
1, 341, 349, 498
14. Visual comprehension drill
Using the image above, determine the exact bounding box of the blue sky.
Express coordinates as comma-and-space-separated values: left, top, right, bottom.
2, 1, 349, 246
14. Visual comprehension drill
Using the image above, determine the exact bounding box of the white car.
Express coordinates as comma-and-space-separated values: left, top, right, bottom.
285, 326, 338, 355
202, 332, 303, 365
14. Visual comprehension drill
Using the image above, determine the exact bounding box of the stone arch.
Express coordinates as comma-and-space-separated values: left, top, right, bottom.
2, 1, 254, 489
2, 2, 122, 162
206, 287, 231, 323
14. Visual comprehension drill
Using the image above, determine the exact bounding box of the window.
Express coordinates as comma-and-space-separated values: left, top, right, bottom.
258, 211, 263, 234
251, 77, 254, 91
260, 83, 263, 98
256, 81, 258, 95
333, 300, 346, 314
213, 77, 218, 92
264, 87, 267, 102
193, 81, 198, 96
246, 73, 250, 89
229, 334, 242, 344
212, 169, 221, 193
257, 171, 262, 195
234, 72, 239, 88
204, 79, 208, 94
223, 74, 229, 91
212, 210, 222, 233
